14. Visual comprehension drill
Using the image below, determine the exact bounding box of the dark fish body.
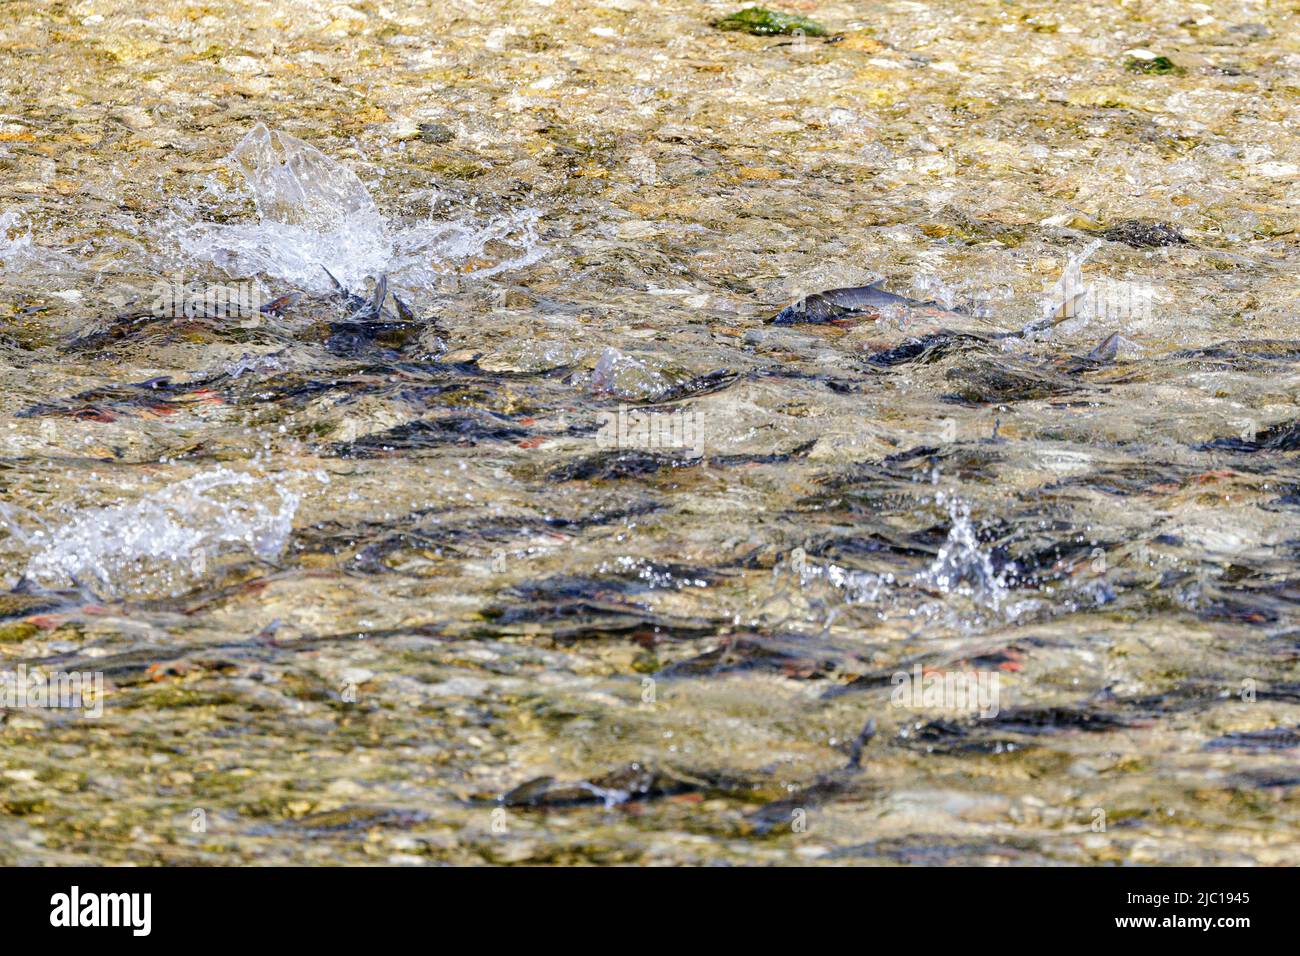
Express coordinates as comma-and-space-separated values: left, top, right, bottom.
768, 281, 1121, 388
771, 281, 954, 326
1053, 330, 1120, 374
320, 269, 442, 357
864, 331, 978, 368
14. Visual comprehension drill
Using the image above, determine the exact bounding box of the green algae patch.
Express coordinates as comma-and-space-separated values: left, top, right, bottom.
714, 7, 827, 37
1126, 55, 1184, 75
1, 797, 48, 816
0, 621, 40, 643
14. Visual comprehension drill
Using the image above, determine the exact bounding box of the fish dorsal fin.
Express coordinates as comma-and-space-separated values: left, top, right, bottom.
321, 266, 346, 294
392, 292, 416, 322
867, 278, 886, 289
1086, 331, 1120, 362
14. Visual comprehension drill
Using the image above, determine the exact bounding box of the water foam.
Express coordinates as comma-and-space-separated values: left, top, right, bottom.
20, 468, 300, 597
0, 210, 73, 275
175, 124, 541, 292
785, 497, 1020, 624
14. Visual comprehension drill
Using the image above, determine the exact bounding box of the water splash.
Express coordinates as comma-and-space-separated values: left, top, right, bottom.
232, 125, 384, 234
0, 500, 40, 548
175, 124, 542, 292
221, 351, 291, 380
175, 125, 391, 291
778, 497, 1028, 624
827, 565, 896, 604
387, 207, 543, 284
20, 468, 301, 597
1040, 239, 1104, 335
0, 209, 73, 275
917, 499, 1010, 610
590, 347, 676, 401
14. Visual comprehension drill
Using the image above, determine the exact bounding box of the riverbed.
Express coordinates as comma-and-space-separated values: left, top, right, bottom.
0, 0, 1297, 864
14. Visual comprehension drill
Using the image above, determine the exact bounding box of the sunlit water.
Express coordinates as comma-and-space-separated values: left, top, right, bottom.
0, 0, 1298, 864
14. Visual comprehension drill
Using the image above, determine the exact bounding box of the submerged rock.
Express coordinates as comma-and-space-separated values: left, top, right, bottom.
1097, 219, 1188, 248
417, 122, 455, 144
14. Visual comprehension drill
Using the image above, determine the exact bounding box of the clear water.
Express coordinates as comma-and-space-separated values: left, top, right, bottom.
1, 0, 1298, 865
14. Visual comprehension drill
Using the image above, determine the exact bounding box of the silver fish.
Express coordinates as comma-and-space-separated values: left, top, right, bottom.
770, 280, 960, 326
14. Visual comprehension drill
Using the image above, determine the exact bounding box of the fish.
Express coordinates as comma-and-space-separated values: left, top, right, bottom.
745, 718, 877, 833
497, 765, 702, 808
770, 280, 962, 326
319, 268, 442, 356
1052, 329, 1120, 374
322, 268, 422, 325
771, 279, 1085, 335
943, 331, 1122, 404
63, 270, 405, 355
769, 278, 1119, 378
16, 372, 229, 421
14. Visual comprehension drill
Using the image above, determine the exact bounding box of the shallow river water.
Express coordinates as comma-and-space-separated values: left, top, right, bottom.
0, 0, 1298, 864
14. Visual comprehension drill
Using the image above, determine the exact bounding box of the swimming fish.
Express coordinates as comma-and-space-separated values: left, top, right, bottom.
769, 279, 1108, 373
770, 280, 962, 326
319, 268, 440, 356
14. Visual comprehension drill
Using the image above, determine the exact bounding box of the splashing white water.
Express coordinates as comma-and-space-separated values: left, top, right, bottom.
589, 346, 679, 401
20, 468, 301, 597
0, 500, 39, 548
175, 124, 542, 292
0, 210, 73, 275
386, 206, 543, 284
917, 499, 1011, 610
